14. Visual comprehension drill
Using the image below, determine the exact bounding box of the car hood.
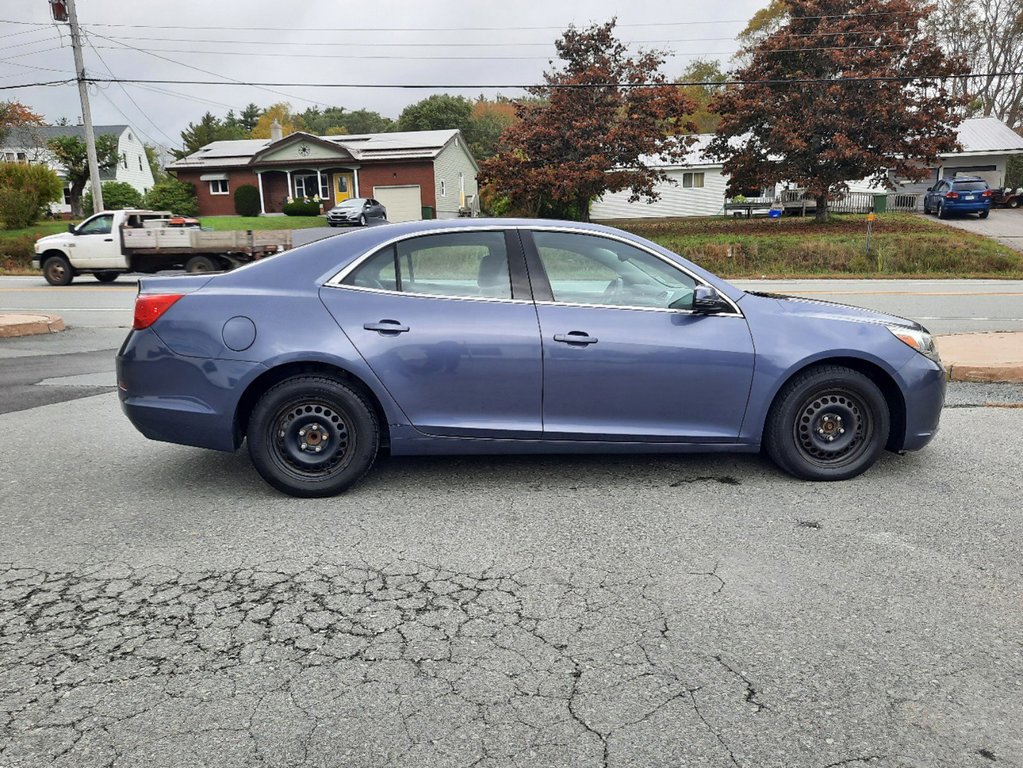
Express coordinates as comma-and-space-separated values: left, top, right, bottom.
35, 232, 69, 248
745, 291, 923, 331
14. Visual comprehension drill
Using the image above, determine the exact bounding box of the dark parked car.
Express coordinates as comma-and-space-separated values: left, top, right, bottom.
326, 197, 386, 227
117, 219, 945, 497
923, 176, 993, 218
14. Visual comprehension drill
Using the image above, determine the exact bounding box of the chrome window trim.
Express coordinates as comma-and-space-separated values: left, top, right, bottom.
323, 224, 745, 318
325, 283, 533, 306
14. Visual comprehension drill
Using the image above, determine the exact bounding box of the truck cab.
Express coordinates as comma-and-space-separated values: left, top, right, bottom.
33, 210, 173, 286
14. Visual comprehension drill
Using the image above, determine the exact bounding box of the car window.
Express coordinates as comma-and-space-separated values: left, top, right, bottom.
532, 231, 696, 310
342, 232, 512, 300
77, 214, 114, 236
952, 180, 988, 192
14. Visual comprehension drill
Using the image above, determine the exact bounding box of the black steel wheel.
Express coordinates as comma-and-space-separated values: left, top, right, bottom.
43, 255, 73, 286
765, 366, 890, 481
247, 375, 379, 497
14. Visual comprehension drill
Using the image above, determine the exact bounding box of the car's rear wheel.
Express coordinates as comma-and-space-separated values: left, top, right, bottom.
764, 366, 889, 481
247, 375, 379, 497
94, 271, 119, 283
979, 209, 989, 219
923, 200, 931, 215
43, 255, 73, 286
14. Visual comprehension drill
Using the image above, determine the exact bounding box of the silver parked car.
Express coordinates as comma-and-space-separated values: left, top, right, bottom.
326, 197, 387, 227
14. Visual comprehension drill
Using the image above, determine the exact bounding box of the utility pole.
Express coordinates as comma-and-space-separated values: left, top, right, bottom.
59, 0, 104, 212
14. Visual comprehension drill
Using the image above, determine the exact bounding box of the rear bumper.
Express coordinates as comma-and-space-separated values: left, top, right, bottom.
117, 328, 262, 452
946, 202, 991, 213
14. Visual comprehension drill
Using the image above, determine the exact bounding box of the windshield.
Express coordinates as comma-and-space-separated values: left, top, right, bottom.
336, 199, 365, 208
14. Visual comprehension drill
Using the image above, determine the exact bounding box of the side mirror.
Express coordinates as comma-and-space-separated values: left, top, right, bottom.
67, 223, 76, 233
692, 285, 730, 314
926, 186, 933, 192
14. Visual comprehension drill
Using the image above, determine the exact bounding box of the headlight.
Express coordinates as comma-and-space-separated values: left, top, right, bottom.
886, 324, 941, 363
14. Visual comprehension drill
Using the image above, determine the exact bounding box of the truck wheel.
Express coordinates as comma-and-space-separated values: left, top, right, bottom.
94, 271, 119, 283
185, 255, 217, 273
1009, 199, 1020, 209
43, 255, 73, 286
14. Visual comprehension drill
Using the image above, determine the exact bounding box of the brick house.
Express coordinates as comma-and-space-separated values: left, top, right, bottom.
167, 126, 479, 221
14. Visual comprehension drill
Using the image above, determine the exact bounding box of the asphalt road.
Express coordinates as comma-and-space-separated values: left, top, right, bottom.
2, 276, 1023, 767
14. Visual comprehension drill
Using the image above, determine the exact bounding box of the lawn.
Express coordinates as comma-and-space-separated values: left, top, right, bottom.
609, 212, 1023, 279
199, 215, 327, 231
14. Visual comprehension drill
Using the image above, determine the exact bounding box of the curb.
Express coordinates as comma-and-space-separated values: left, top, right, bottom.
0, 313, 65, 339
936, 332, 1023, 384
945, 364, 1023, 384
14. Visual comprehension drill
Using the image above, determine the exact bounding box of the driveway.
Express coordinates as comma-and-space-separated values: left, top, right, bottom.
924, 207, 1023, 252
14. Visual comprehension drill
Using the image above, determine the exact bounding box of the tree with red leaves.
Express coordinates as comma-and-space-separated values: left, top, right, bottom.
707, 0, 969, 220
480, 20, 697, 221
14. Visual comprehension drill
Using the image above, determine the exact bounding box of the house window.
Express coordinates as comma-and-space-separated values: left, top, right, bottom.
682, 172, 705, 189
138, 156, 143, 171
16, 152, 26, 163
122, 152, 127, 169
209, 179, 229, 195
63, 186, 72, 205
440, 180, 446, 197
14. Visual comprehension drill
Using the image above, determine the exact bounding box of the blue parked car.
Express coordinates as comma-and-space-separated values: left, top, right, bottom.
117, 219, 945, 497
923, 176, 993, 219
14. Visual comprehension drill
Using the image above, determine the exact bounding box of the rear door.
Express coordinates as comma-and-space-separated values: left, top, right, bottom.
320, 229, 542, 437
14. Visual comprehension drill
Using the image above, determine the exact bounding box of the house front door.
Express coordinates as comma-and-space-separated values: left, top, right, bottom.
334, 172, 354, 203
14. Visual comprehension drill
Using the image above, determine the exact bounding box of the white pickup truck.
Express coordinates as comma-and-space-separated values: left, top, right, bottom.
32, 209, 294, 286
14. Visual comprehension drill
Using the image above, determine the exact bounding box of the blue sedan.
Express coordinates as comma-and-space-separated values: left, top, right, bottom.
117, 219, 945, 497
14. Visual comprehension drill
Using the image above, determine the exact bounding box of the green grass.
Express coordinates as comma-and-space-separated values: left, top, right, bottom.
609, 213, 1023, 279
199, 215, 327, 231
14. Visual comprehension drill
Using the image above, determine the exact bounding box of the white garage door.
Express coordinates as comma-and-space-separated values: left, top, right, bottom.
373, 185, 422, 223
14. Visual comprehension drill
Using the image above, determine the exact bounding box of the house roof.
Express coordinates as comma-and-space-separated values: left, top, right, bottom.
167, 129, 476, 171
948, 117, 1023, 156
2, 124, 129, 148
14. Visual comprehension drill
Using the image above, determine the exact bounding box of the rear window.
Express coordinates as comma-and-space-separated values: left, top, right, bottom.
952, 181, 988, 191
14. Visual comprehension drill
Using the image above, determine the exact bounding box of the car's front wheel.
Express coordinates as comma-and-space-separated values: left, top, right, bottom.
764, 366, 890, 481
247, 375, 379, 497
937, 201, 949, 219
43, 254, 73, 286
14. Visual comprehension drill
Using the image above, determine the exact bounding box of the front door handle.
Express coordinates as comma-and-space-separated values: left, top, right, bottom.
363, 320, 409, 334
104, 238, 113, 242
554, 331, 598, 345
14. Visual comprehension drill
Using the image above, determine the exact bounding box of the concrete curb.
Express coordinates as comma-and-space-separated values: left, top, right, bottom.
936, 332, 1023, 384
0, 313, 65, 339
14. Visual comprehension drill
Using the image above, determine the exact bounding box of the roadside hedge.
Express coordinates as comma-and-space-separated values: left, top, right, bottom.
83, 181, 142, 212
234, 184, 260, 217
0, 163, 64, 229
282, 199, 321, 216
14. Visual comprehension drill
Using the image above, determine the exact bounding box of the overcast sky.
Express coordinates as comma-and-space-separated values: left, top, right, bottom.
2, 0, 768, 152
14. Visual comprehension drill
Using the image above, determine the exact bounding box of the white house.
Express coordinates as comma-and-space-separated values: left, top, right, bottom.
1, 124, 155, 213
590, 117, 1023, 220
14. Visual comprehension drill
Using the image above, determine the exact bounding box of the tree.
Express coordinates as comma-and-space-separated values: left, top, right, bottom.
0, 162, 63, 229
250, 103, 304, 139
0, 100, 43, 146
676, 59, 728, 133
238, 103, 262, 133
84, 181, 142, 212
479, 20, 696, 220
339, 109, 394, 134
143, 144, 165, 182
396, 94, 474, 134
234, 184, 260, 217
144, 177, 198, 216
47, 133, 120, 217
175, 112, 246, 159
468, 97, 518, 159
927, 0, 1023, 131
707, 0, 969, 221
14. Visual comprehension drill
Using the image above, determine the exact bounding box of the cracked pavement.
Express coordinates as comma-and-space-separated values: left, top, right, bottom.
1, 392, 1021, 767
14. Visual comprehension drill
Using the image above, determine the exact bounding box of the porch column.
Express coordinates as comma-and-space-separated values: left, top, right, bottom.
315, 168, 323, 202
353, 168, 360, 197
256, 171, 266, 215
286, 169, 292, 200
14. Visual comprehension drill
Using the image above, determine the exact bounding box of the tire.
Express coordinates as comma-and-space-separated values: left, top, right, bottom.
358, 214, 367, 226
94, 271, 119, 283
1009, 199, 1020, 209
937, 201, 949, 219
42, 255, 73, 286
247, 375, 379, 497
979, 209, 989, 219
185, 255, 218, 273
328, 222, 337, 227
923, 199, 931, 215
764, 365, 890, 481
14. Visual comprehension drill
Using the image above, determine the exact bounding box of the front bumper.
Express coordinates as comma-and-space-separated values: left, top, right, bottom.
897, 352, 946, 452
31, 255, 41, 270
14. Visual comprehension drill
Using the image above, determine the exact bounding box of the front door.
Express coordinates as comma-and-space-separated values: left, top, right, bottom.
71, 213, 122, 269
524, 230, 756, 441
319, 230, 542, 437
334, 172, 354, 204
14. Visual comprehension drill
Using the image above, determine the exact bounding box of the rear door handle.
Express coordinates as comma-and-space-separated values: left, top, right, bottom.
363, 320, 409, 334
554, 332, 598, 345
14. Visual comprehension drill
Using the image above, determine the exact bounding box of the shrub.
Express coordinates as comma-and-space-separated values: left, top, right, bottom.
0, 163, 63, 229
83, 181, 142, 212
282, 199, 321, 216
0, 233, 36, 272
143, 177, 198, 216
234, 184, 260, 216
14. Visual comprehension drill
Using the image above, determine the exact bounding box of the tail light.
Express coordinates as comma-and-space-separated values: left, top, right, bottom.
982, 189, 993, 198
133, 294, 183, 330
944, 191, 959, 199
